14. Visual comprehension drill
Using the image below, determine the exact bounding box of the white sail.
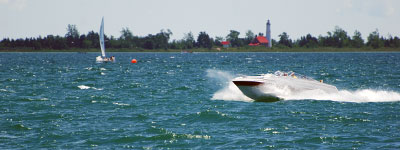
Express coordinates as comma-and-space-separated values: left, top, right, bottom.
99, 17, 105, 57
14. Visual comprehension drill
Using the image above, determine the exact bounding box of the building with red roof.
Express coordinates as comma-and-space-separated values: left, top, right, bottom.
221, 41, 230, 48
249, 35, 269, 47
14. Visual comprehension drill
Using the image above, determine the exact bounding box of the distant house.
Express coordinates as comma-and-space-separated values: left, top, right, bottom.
249, 35, 269, 47
221, 41, 230, 48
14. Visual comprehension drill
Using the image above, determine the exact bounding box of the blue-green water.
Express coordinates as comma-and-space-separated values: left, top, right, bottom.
1, 52, 400, 149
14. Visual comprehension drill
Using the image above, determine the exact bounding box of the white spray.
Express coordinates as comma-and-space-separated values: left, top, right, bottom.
206, 69, 252, 102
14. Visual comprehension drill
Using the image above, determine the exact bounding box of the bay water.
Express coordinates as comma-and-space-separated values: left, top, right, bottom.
1, 52, 399, 149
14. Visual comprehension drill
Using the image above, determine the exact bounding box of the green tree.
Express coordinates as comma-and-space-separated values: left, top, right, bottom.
226, 30, 239, 41
86, 31, 99, 48
298, 34, 318, 48
66, 24, 79, 37
53, 35, 67, 50
0, 38, 11, 48
332, 26, 350, 48
155, 29, 172, 49
32, 37, 42, 50
77, 34, 86, 48
214, 36, 224, 46
82, 40, 92, 49
278, 32, 292, 47
109, 35, 121, 49
383, 35, 400, 48
245, 30, 255, 44
44, 35, 55, 49
65, 24, 80, 48
143, 35, 155, 49
319, 26, 350, 48
351, 30, 364, 48
394, 36, 400, 48
120, 27, 133, 40
367, 29, 384, 49
183, 32, 195, 49
196, 31, 212, 49
169, 40, 181, 49
226, 30, 242, 47
120, 27, 134, 48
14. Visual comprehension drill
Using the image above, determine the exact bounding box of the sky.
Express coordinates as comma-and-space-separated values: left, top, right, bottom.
1, 0, 400, 41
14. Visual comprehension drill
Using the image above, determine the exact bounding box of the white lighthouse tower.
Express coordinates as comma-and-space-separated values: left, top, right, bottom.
266, 20, 272, 48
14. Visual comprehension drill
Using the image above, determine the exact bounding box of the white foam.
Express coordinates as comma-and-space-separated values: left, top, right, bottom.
206, 69, 252, 102
208, 69, 400, 103
112, 102, 130, 106
78, 85, 90, 89
77, 85, 103, 90
40, 98, 49, 101
211, 81, 253, 102
284, 89, 400, 103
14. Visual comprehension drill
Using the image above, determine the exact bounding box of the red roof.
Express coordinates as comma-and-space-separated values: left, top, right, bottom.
221, 41, 230, 45
256, 36, 269, 44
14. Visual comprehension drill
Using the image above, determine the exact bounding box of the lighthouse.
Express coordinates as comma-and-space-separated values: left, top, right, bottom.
266, 20, 272, 48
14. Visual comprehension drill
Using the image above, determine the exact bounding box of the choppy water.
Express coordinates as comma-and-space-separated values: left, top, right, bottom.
1, 52, 400, 149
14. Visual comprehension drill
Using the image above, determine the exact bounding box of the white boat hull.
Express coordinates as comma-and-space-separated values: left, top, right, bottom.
232, 74, 338, 102
96, 56, 104, 62
96, 56, 115, 62
233, 80, 280, 102
234, 84, 281, 102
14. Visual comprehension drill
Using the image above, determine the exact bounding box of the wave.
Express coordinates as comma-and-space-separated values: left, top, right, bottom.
78, 85, 91, 90
207, 69, 400, 103
77, 85, 103, 90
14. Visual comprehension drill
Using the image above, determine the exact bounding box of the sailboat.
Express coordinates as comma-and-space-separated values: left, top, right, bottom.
96, 17, 115, 62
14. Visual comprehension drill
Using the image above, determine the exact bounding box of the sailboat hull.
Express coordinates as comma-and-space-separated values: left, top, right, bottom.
96, 56, 115, 62
96, 56, 103, 62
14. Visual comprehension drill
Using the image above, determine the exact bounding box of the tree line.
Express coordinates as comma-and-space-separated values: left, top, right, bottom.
274, 26, 400, 49
0, 25, 399, 50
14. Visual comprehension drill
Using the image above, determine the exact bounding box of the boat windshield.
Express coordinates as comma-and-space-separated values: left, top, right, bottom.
273, 71, 315, 81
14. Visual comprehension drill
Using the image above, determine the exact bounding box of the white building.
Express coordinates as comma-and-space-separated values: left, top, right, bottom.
266, 20, 272, 48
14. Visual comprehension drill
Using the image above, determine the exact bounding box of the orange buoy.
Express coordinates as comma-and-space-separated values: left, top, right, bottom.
131, 59, 137, 63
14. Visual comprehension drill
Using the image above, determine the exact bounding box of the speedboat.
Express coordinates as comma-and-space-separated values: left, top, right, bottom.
232, 71, 338, 102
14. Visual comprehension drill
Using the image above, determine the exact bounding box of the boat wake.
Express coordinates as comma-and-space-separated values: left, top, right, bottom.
207, 69, 400, 103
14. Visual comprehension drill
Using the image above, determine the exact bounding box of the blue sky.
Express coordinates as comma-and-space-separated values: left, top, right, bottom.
1, 0, 399, 41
